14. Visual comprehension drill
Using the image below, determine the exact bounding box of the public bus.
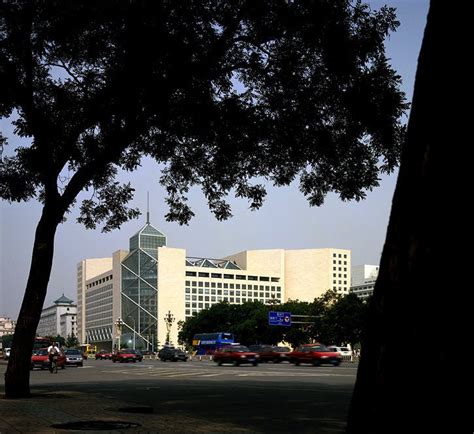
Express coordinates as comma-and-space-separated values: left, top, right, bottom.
33, 337, 51, 350
192, 332, 234, 355
79, 344, 97, 358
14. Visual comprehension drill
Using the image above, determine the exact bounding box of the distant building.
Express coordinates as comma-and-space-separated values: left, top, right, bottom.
350, 264, 379, 300
36, 294, 77, 338
0, 317, 16, 338
77, 218, 351, 351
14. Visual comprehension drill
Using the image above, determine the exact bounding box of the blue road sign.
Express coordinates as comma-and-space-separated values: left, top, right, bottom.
268, 311, 292, 327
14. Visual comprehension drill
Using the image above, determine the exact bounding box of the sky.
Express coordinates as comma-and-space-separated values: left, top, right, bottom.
0, 0, 430, 320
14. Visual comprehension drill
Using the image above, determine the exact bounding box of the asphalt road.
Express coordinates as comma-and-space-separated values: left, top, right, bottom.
1, 359, 357, 433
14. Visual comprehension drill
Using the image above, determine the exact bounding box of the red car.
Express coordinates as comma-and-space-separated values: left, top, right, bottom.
31, 348, 66, 370
112, 350, 138, 363
95, 350, 113, 360
213, 345, 259, 366
289, 344, 342, 366
249, 345, 292, 363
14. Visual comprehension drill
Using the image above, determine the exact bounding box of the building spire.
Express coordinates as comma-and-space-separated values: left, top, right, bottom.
146, 191, 150, 224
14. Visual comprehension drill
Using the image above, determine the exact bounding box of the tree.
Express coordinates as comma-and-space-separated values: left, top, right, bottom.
65, 334, 79, 348
347, 2, 460, 432
317, 292, 367, 348
1, 334, 14, 349
1, 1, 405, 398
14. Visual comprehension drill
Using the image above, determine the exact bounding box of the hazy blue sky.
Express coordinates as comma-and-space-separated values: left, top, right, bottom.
0, 0, 429, 320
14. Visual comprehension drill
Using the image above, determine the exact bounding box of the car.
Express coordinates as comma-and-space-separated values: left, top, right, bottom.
3, 348, 11, 360
327, 346, 352, 359
112, 350, 138, 363
31, 348, 66, 370
248, 345, 292, 363
95, 350, 113, 360
158, 347, 188, 362
64, 349, 84, 367
213, 345, 259, 366
289, 344, 342, 366
128, 349, 143, 362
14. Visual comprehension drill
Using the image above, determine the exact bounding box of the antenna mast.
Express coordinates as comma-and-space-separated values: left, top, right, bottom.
146, 192, 150, 224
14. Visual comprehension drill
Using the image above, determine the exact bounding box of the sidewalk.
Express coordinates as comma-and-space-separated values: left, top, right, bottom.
0, 388, 249, 433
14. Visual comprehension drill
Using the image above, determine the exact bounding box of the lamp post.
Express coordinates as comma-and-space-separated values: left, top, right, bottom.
115, 318, 124, 351
164, 310, 175, 345
127, 316, 136, 350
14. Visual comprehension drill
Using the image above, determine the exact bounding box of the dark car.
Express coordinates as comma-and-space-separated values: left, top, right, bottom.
128, 349, 143, 362
249, 345, 291, 363
158, 347, 188, 362
64, 349, 84, 367
213, 345, 259, 366
289, 344, 342, 366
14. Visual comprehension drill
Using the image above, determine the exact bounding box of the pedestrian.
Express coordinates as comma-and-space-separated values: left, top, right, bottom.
47, 341, 60, 372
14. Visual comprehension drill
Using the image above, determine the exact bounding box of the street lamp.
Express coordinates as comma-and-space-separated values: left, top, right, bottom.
164, 310, 175, 345
115, 318, 124, 351
127, 316, 136, 350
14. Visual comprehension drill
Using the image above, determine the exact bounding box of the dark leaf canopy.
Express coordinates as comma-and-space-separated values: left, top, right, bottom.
0, 0, 407, 228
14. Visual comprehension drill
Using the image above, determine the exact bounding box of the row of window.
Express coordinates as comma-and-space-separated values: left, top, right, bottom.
333, 280, 348, 285
185, 281, 281, 291
86, 274, 113, 289
186, 292, 282, 302
333, 287, 349, 291
185, 271, 279, 282
333, 253, 348, 258
333, 260, 348, 265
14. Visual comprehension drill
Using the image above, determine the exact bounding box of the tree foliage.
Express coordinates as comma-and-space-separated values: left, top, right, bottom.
1, 334, 14, 349
65, 334, 79, 348
178, 292, 368, 349
1, 1, 406, 224
0, 1, 406, 398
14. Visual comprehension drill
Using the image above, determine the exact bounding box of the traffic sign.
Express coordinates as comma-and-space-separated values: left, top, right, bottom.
268, 311, 292, 326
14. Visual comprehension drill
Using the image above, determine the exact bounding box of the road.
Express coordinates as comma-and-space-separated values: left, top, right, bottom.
1, 359, 357, 433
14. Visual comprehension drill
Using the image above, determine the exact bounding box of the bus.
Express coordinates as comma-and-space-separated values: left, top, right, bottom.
192, 332, 235, 355
33, 337, 51, 350
79, 344, 97, 358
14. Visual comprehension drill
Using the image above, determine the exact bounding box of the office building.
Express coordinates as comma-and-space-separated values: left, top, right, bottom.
77, 220, 351, 351
0, 317, 15, 338
36, 294, 77, 338
350, 264, 379, 300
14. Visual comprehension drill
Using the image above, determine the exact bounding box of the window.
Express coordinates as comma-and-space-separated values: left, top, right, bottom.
260, 276, 269, 282
186, 271, 197, 277
248, 275, 258, 281
198, 272, 210, 278
223, 274, 234, 279
211, 273, 222, 279
271, 277, 279, 282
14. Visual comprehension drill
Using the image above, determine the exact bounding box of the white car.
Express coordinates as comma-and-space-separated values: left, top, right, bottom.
3, 348, 11, 360
327, 346, 352, 358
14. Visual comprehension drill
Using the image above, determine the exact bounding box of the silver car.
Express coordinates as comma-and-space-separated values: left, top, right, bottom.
64, 349, 84, 367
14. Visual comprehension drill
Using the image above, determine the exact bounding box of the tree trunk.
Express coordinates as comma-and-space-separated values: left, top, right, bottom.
347, 2, 459, 432
4, 204, 61, 398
